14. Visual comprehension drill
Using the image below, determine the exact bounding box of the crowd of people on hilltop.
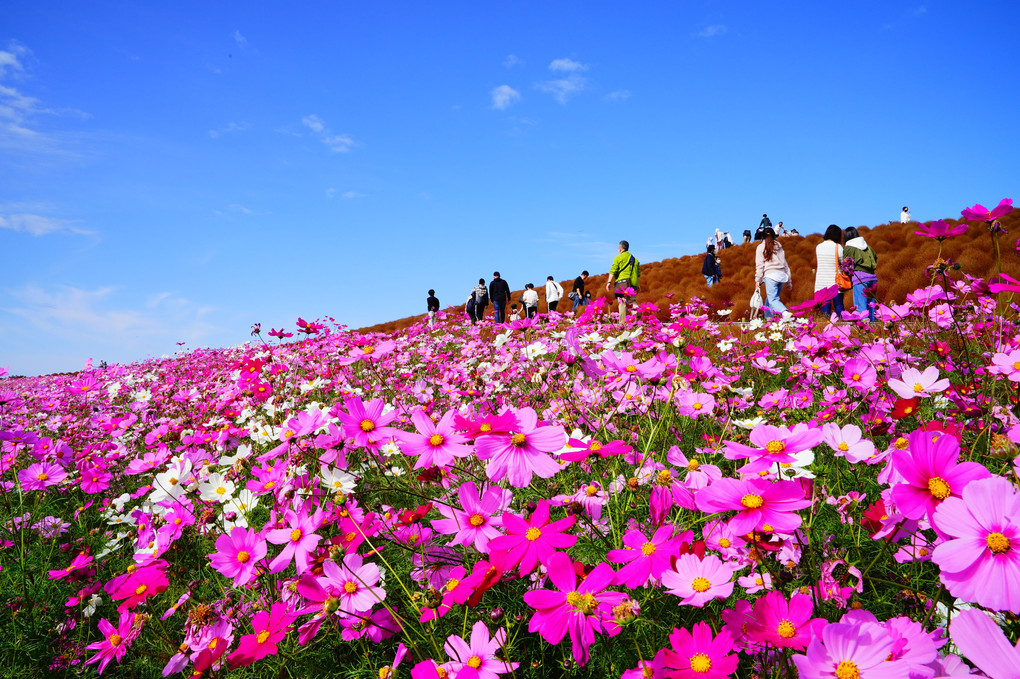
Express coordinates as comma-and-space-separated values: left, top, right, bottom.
426, 207, 899, 328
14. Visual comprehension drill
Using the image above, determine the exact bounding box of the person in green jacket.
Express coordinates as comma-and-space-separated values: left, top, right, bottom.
605, 240, 640, 324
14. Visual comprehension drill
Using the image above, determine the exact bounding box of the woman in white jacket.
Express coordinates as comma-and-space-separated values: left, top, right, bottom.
814, 224, 845, 319
544, 276, 564, 312
754, 227, 792, 319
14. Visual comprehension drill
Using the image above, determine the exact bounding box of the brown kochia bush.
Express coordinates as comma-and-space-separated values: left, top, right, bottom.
362, 211, 1020, 333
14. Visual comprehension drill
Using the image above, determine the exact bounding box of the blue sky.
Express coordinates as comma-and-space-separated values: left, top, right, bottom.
2, 1, 1018, 375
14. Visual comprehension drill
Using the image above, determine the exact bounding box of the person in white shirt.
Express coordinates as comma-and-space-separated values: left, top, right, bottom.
521, 284, 539, 318
544, 276, 564, 312
814, 224, 846, 319
900, 206, 911, 223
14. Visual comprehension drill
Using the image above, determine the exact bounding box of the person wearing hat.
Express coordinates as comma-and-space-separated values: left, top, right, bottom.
488, 272, 511, 323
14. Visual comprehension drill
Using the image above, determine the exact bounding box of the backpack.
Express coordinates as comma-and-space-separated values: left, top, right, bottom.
474, 286, 488, 306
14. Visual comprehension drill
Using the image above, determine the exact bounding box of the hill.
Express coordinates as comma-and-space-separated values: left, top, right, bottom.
360, 211, 1020, 333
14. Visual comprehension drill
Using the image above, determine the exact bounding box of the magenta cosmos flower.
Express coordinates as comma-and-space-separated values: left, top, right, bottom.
84, 610, 137, 675
661, 553, 736, 607
476, 407, 565, 488
487, 500, 576, 575
398, 408, 473, 470
723, 423, 824, 474
321, 552, 385, 614
608, 525, 686, 588
961, 198, 1013, 222
793, 621, 909, 679
696, 477, 812, 535
932, 476, 1020, 613
432, 481, 512, 552
914, 220, 968, 240
17, 461, 67, 491
227, 602, 296, 669
266, 507, 324, 575
522, 552, 625, 666
444, 621, 518, 679
109, 562, 169, 612
660, 622, 739, 679
336, 396, 398, 450
746, 590, 818, 650
949, 608, 1020, 679
209, 526, 267, 587
890, 429, 990, 525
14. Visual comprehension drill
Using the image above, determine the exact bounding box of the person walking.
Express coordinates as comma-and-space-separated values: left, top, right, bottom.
754, 228, 792, 320
544, 276, 564, 313
465, 293, 477, 325
702, 245, 722, 287
426, 289, 440, 326
814, 224, 846, 320
900, 206, 911, 223
570, 271, 589, 311
471, 278, 488, 322
606, 240, 640, 324
489, 272, 511, 323
521, 284, 539, 318
743, 228, 752, 244
843, 226, 878, 321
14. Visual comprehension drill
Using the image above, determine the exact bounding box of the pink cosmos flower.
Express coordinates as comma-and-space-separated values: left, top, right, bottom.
335, 396, 399, 450
660, 622, 739, 679
209, 526, 267, 586
608, 526, 687, 588
989, 273, 1020, 295
821, 423, 877, 464
48, 551, 94, 580
666, 446, 722, 490
432, 481, 512, 552
476, 407, 565, 488
487, 500, 577, 575
17, 461, 67, 491
522, 552, 626, 666
746, 590, 817, 650
109, 562, 169, 612
84, 610, 137, 675
914, 219, 968, 240
793, 621, 908, 679
227, 602, 296, 669
889, 429, 990, 524
444, 621, 519, 679
321, 552, 385, 614
649, 465, 697, 523
840, 359, 877, 392
696, 477, 812, 535
560, 437, 633, 462
266, 507, 324, 574
949, 608, 1020, 679
676, 391, 716, 419
989, 349, 1020, 382
723, 423, 824, 474
932, 476, 1020, 613
887, 366, 950, 399
961, 197, 1013, 222
661, 554, 736, 607
398, 408, 473, 470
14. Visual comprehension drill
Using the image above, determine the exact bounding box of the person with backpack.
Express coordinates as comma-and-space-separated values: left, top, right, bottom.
465, 293, 477, 325
544, 276, 564, 313
605, 240, 640, 324
471, 278, 488, 322
426, 289, 440, 326
489, 272, 511, 323
843, 226, 878, 321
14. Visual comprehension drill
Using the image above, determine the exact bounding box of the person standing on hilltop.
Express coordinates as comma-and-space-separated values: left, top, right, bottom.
606, 240, 640, 324
426, 289, 440, 326
843, 226, 878, 322
471, 278, 488, 322
544, 276, 564, 313
489, 272, 511, 323
570, 270, 589, 311
702, 244, 722, 287
900, 206, 911, 223
754, 227, 792, 320
814, 224, 845, 320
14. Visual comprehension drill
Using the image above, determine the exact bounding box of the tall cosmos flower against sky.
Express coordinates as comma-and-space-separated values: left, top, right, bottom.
476, 407, 565, 488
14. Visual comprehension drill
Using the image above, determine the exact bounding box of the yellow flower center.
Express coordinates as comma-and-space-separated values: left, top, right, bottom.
777, 620, 796, 638
754, 577, 763, 585
691, 577, 711, 592
625, 365, 638, 373
379, 668, 392, 679
256, 630, 271, 644
362, 346, 374, 355
359, 419, 375, 432
913, 383, 924, 393
525, 527, 542, 541
718, 538, 731, 548
566, 591, 598, 614
835, 660, 860, 679
479, 423, 492, 432
511, 433, 527, 447
109, 634, 123, 647
641, 542, 656, 556
216, 486, 226, 495
344, 581, 358, 594
656, 469, 673, 485
236, 551, 250, 563
429, 433, 445, 447
693, 402, 703, 410
265, 480, 276, 489
585, 485, 599, 497
446, 578, 460, 591
36, 472, 49, 481
1013, 361, 1020, 370
469, 513, 485, 527
467, 656, 483, 669
927, 476, 951, 500
838, 442, 849, 451
765, 441, 785, 454
589, 441, 603, 451
290, 528, 303, 542
987, 532, 1011, 554
688, 459, 700, 470
852, 373, 861, 381
689, 653, 712, 673
741, 493, 764, 509
134, 584, 147, 596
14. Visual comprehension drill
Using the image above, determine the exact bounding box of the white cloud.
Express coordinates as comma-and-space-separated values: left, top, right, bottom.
549, 58, 587, 72
490, 85, 521, 110
301, 114, 355, 152
0, 213, 91, 236
0, 42, 28, 78
604, 89, 631, 102
208, 121, 250, 138
340, 191, 364, 199
535, 74, 586, 104
503, 54, 523, 68
696, 24, 727, 38
233, 30, 248, 47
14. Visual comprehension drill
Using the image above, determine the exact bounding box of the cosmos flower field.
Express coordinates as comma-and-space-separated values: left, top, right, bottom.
2, 200, 1020, 678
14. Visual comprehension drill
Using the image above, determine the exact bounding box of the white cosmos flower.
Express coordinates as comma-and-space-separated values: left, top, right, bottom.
732, 416, 768, 430
149, 459, 193, 503
222, 489, 259, 530
320, 466, 358, 494
198, 472, 235, 502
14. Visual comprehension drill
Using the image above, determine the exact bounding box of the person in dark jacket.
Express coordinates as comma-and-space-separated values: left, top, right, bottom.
571, 270, 589, 311
426, 289, 440, 326
489, 272, 511, 323
471, 278, 488, 322
702, 245, 722, 287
